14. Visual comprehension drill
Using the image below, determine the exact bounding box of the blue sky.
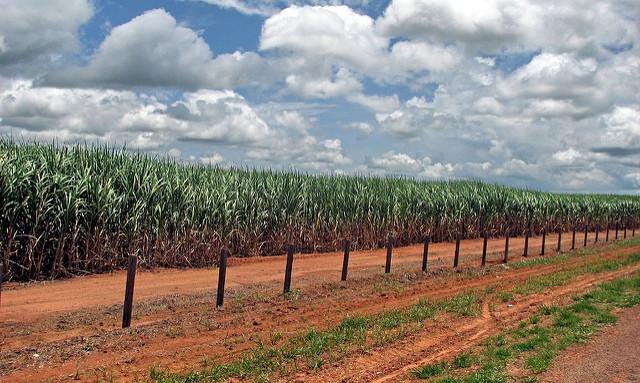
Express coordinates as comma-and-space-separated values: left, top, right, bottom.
0, 0, 639, 193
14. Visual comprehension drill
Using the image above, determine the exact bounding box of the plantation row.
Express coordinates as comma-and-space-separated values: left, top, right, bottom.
1, 141, 640, 281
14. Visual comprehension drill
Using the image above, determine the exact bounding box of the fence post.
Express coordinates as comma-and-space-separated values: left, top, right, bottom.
615, 222, 619, 240
341, 240, 350, 281
633, 221, 636, 237
624, 223, 627, 239
595, 225, 599, 243
585, 224, 590, 244
571, 226, 576, 250
481, 231, 488, 267
216, 248, 229, 308
385, 237, 392, 274
523, 228, 529, 257
0, 263, 3, 307
122, 255, 138, 328
557, 227, 562, 253
454, 233, 461, 268
503, 231, 509, 263
422, 236, 430, 272
606, 222, 610, 242
283, 245, 294, 294
541, 227, 546, 256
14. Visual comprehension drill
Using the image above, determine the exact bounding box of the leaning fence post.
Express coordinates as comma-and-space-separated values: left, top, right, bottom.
385, 237, 392, 274
283, 245, 294, 294
122, 255, 138, 328
523, 228, 529, 257
422, 236, 430, 272
341, 240, 350, 281
541, 227, 546, 255
454, 233, 461, 268
503, 230, 509, 263
571, 226, 576, 250
216, 248, 229, 308
557, 226, 562, 253
481, 231, 488, 267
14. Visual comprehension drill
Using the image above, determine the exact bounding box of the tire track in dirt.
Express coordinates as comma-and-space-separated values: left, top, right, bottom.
1, 240, 635, 382
307, 263, 640, 383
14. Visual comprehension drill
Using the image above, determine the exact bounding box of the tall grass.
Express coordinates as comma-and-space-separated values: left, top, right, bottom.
1, 141, 639, 280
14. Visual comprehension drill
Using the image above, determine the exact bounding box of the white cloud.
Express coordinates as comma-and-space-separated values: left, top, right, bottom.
376, 0, 638, 56
0, 0, 93, 72
551, 148, 582, 164
199, 152, 224, 165
44, 9, 276, 90
198, 0, 372, 16
596, 106, 640, 156
0, 80, 272, 149
261, 5, 387, 75
285, 67, 362, 99
366, 151, 458, 179
343, 121, 373, 135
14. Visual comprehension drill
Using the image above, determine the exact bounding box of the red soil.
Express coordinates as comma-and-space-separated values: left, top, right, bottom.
0, 230, 631, 382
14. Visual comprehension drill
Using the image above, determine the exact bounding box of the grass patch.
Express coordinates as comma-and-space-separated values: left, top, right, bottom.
414, 271, 640, 381
149, 292, 479, 382
149, 246, 640, 383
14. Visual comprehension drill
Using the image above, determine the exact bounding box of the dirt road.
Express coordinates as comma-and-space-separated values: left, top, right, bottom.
540, 305, 640, 383
1, 230, 605, 321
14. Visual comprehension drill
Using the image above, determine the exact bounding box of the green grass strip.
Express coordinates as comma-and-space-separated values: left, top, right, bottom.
413, 272, 640, 382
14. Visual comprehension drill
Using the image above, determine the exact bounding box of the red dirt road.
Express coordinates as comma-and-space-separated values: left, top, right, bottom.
0, 234, 635, 382
1, 230, 600, 321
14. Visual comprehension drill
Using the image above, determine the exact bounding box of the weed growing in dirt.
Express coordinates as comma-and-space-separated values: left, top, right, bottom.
147, 291, 479, 382
412, 272, 640, 382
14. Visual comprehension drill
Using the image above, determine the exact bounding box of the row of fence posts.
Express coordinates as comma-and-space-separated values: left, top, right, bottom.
1, 221, 631, 327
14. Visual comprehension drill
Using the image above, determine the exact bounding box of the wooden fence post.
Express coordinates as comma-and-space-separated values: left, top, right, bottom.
557, 227, 562, 253
571, 226, 576, 250
341, 240, 350, 281
523, 229, 529, 257
283, 245, 294, 294
422, 236, 430, 272
583, 224, 588, 247
122, 255, 138, 328
454, 233, 461, 268
624, 223, 627, 239
541, 227, 546, 255
385, 238, 392, 274
503, 231, 509, 263
481, 231, 488, 267
595, 225, 599, 243
606, 222, 610, 242
615, 222, 619, 240
0, 263, 3, 307
216, 248, 229, 308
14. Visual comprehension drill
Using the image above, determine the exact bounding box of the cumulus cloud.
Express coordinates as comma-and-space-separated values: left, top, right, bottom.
0, 0, 93, 73
0, 80, 272, 149
199, 0, 373, 16
43, 9, 276, 90
365, 151, 458, 179
376, 0, 638, 56
342, 121, 373, 135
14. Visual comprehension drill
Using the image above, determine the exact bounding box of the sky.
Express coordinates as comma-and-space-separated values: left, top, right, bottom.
0, 0, 639, 193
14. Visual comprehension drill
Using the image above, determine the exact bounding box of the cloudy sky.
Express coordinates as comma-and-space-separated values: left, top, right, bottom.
0, 0, 639, 192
